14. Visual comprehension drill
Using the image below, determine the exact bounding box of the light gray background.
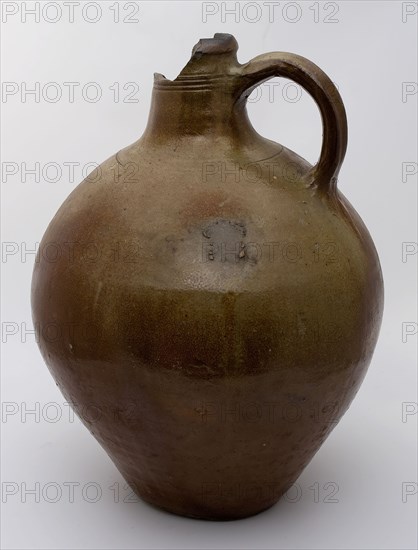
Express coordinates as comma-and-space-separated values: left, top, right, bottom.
1, 1, 417, 549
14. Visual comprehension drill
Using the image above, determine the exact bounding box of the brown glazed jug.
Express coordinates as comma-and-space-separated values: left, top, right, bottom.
32, 34, 384, 520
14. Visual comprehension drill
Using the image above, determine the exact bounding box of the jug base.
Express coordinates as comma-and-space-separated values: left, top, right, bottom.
132, 486, 280, 521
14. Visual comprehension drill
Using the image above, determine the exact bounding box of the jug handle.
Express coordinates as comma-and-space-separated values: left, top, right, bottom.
238, 53, 348, 194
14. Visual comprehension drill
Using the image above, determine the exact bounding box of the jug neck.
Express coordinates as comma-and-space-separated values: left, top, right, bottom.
142, 79, 253, 142
141, 33, 256, 143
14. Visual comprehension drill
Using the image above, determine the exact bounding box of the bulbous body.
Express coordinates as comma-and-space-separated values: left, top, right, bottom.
32, 34, 383, 520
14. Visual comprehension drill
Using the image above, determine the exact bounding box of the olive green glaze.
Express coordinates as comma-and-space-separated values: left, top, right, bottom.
31, 34, 383, 520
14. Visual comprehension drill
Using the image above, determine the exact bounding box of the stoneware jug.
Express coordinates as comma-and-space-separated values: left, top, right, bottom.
32, 33, 384, 520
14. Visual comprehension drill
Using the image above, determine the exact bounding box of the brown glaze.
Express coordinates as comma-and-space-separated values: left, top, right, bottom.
31, 34, 384, 520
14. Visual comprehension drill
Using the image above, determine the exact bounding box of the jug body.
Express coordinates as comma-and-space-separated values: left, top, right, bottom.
31, 34, 383, 520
